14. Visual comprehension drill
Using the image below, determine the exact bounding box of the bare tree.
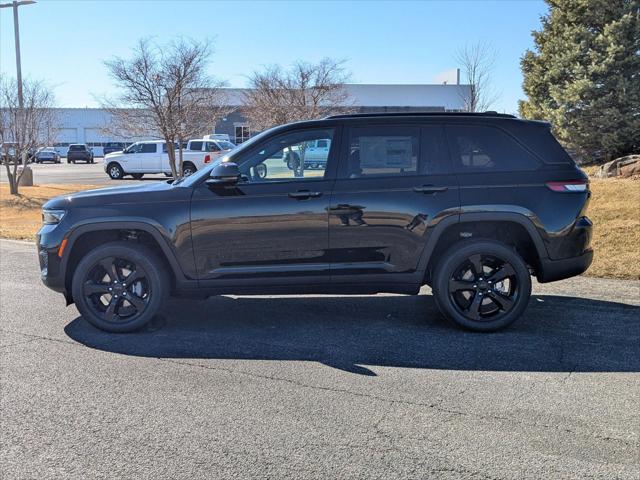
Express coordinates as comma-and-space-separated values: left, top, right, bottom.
455, 41, 499, 112
103, 38, 229, 178
0, 76, 57, 195
242, 58, 351, 176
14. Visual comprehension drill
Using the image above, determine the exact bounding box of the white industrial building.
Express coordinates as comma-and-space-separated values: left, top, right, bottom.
48, 83, 471, 156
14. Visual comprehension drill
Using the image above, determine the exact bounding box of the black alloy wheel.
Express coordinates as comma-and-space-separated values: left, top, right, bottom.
82, 256, 150, 324
448, 254, 519, 322
433, 240, 531, 332
72, 242, 168, 332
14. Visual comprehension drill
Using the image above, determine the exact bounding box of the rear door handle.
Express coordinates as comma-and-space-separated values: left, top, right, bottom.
413, 185, 448, 194
288, 190, 322, 199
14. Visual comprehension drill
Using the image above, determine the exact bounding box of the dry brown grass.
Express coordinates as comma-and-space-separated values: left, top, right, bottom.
583, 175, 640, 279
1, 179, 638, 279
0, 184, 98, 240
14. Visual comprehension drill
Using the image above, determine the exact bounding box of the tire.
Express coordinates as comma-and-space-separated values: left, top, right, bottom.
107, 162, 124, 180
67, 159, 70, 164
182, 162, 196, 176
71, 242, 169, 333
131, 173, 144, 180
432, 239, 531, 332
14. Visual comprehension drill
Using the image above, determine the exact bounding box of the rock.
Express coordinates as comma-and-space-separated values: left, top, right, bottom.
620, 159, 640, 178
595, 155, 640, 178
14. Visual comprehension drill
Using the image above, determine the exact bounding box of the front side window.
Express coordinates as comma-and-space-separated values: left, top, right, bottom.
344, 126, 419, 178
237, 128, 335, 183
205, 142, 221, 152
446, 125, 541, 172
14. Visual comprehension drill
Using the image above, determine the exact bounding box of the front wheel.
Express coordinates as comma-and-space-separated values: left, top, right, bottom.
107, 163, 124, 180
432, 240, 531, 332
71, 242, 168, 333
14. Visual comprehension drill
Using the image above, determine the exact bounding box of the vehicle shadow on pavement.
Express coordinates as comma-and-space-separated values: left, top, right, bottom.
65, 293, 640, 376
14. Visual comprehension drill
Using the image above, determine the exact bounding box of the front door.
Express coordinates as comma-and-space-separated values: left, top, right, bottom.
190, 127, 339, 287
329, 124, 459, 285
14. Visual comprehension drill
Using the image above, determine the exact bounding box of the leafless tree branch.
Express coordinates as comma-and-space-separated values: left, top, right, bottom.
102, 37, 230, 178
455, 41, 500, 112
0, 75, 58, 195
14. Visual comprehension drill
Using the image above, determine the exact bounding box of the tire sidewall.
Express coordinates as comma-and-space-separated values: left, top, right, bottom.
108, 163, 123, 180
433, 240, 532, 332
72, 242, 168, 333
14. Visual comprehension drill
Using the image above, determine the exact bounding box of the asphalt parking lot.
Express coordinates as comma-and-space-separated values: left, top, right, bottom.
1, 239, 639, 479
0, 159, 159, 186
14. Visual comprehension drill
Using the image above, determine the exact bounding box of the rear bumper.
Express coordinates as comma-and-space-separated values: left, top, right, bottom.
536, 249, 593, 283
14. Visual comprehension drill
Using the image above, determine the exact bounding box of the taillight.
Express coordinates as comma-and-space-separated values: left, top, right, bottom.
204, 154, 211, 163
545, 180, 588, 192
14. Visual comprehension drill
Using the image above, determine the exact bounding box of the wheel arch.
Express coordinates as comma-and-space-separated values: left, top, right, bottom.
419, 211, 549, 284
61, 221, 188, 302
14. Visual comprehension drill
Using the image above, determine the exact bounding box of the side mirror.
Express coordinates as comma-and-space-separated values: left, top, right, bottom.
207, 162, 240, 185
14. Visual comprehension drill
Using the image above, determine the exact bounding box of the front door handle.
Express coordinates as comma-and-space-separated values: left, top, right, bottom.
413, 185, 448, 194
288, 190, 323, 200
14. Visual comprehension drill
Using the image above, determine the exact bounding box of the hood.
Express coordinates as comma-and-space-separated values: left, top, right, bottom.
43, 181, 180, 210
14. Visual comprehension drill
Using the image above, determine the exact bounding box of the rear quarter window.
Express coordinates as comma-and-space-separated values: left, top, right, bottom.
446, 124, 541, 173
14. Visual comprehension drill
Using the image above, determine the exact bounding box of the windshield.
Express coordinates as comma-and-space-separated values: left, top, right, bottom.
177, 128, 274, 187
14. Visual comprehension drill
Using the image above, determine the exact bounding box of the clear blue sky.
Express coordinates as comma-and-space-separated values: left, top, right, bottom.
1, 0, 548, 113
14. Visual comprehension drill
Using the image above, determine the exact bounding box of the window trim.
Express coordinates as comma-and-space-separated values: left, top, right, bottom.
443, 123, 543, 174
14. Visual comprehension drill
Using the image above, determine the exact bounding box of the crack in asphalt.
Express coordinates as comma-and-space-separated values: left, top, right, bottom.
2, 327, 637, 450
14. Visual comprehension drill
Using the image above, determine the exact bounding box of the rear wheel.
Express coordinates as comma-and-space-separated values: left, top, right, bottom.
71, 242, 168, 333
182, 162, 196, 176
107, 162, 124, 180
432, 240, 531, 332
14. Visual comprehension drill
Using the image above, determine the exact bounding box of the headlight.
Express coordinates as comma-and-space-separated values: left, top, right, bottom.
42, 209, 66, 225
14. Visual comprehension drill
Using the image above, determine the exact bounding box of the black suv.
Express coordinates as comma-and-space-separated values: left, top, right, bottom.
38, 113, 593, 333
66, 144, 94, 164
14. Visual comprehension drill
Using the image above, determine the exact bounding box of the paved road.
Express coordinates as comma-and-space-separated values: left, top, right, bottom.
1, 239, 639, 479
0, 159, 163, 186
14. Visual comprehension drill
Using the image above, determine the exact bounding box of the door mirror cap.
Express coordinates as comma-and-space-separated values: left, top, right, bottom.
207, 162, 240, 185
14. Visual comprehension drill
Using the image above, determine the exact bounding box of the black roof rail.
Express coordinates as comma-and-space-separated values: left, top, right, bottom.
325, 111, 517, 119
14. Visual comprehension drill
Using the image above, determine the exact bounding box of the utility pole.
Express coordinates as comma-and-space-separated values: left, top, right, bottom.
0, 0, 36, 184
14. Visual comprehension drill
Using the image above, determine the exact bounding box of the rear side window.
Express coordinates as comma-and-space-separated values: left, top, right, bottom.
345, 126, 419, 178
189, 141, 203, 151
446, 125, 540, 172
140, 143, 156, 153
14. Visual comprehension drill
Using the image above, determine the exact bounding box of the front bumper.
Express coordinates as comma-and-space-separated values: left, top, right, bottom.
37, 226, 67, 294
536, 249, 594, 283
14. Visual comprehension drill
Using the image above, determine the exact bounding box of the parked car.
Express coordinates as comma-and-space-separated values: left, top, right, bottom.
67, 144, 94, 164
283, 138, 331, 170
103, 140, 225, 180
35, 147, 61, 164
37, 112, 593, 333
0, 143, 36, 164
102, 142, 128, 157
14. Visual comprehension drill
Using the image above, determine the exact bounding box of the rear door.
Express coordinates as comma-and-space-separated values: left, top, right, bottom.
329, 123, 459, 286
137, 142, 161, 172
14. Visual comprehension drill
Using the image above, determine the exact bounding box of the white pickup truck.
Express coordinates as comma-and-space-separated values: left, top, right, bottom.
104, 139, 235, 180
